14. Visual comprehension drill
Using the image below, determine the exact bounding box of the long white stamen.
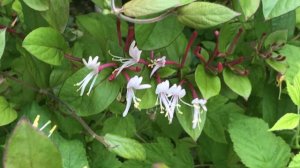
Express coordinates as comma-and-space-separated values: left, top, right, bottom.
39, 121, 51, 131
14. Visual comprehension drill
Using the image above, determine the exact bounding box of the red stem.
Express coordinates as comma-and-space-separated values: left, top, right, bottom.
226, 28, 243, 56
124, 26, 135, 52
194, 46, 206, 64
150, 51, 154, 60
165, 60, 181, 67
138, 58, 149, 65
116, 18, 122, 47
122, 71, 131, 81
64, 54, 82, 62
98, 62, 118, 72
181, 31, 198, 68
188, 82, 198, 99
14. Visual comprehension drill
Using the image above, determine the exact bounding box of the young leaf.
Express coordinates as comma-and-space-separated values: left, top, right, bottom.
287, 72, 300, 106
104, 134, 146, 160
195, 65, 221, 99
22, 27, 68, 65
262, 0, 300, 20
289, 153, 300, 168
229, 115, 291, 168
223, 68, 252, 100
269, 113, 300, 131
0, 96, 17, 126
177, 2, 240, 29
0, 28, 6, 60
3, 118, 63, 168
23, 0, 49, 11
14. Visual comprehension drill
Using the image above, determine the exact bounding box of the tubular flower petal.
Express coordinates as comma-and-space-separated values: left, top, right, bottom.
75, 56, 100, 96
191, 98, 207, 129
167, 84, 189, 124
123, 76, 151, 117
150, 56, 166, 77
155, 80, 171, 115
112, 41, 142, 76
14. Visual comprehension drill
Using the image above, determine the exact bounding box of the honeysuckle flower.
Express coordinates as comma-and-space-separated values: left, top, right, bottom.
75, 56, 100, 96
191, 98, 207, 129
167, 84, 188, 123
112, 41, 142, 76
123, 76, 151, 117
150, 56, 166, 77
155, 80, 171, 114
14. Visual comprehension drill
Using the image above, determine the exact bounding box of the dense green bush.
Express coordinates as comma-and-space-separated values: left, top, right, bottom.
1, 0, 300, 167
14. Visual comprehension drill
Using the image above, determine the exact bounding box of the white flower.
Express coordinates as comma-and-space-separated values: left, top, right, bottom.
155, 80, 171, 115
75, 56, 100, 96
150, 56, 166, 77
123, 76, 151, 117
112, 41, 142, 76
167, 84, 188, 123
191, 98, 207, 129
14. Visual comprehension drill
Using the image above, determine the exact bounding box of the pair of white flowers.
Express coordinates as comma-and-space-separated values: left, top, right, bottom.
75, 41, 165, 96
156, 80, 207, 129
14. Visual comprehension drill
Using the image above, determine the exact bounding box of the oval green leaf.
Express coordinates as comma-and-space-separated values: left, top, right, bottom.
123, 0, 191, 17
0, 96, 17, 126
59, 68, 120, 116
269, 113, 300, 131
22, 27, 68, 65
23, 0, 49, 11
0, 28, 6, 60
223, 68, 252, 100
3, 118, 63, 168
104, 134, 146, 160
195, 64, 221, 99
177, 2, 240, 29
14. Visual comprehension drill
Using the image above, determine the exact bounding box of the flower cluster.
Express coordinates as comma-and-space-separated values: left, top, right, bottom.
74, 41, 207, 129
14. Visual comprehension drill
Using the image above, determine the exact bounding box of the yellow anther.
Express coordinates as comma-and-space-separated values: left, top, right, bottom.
33, 115, 40, 128
48, 125, 57, 137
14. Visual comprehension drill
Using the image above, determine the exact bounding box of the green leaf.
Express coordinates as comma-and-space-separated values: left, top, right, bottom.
177, 2, 240, 29
0, 96, 17, 126
0, 28, 6, 60
123, 0, 192, 17
41, 0, 69, 32
262, 0, 300, 20
104, 134, 146, 160
279, 45, 300, 82
177, 101, 206, 141
236, 0, 260, 20
22, 27, 68, 65
59, 68, 120, 116
23, 0, 49, 11
297, 8, 300, 29
195, 65, 221, 99
135, 16, 184, 50
223, 68, 252, 100
289, 153, 300, 168
287, 72, 300, 106
103, 115, 136, 137
264, 30, 288, 48
52, 134, 89, 168
3, 118, 63, 168
269, 113, 300, 131
228, 115, 291, 168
